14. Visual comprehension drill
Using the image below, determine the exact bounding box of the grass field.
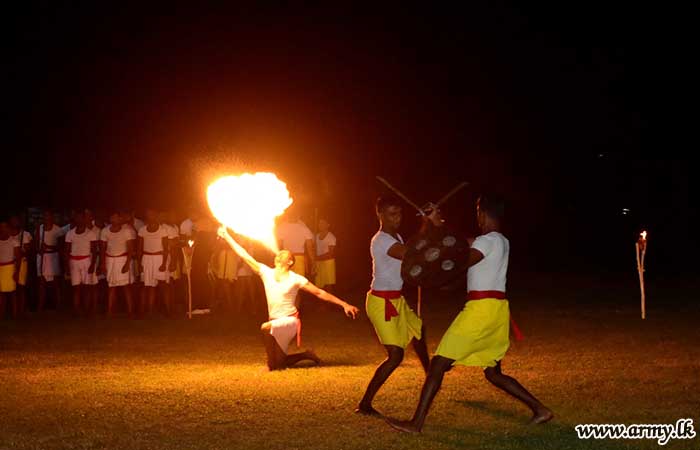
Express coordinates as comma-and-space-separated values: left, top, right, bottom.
1, 274, 699, 449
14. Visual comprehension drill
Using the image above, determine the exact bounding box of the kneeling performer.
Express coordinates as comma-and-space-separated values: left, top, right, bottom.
217, 226, 359, 371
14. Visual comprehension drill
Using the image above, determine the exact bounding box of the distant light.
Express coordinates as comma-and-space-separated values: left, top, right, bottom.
622, 208, 630, 215
598, 153, 605, 158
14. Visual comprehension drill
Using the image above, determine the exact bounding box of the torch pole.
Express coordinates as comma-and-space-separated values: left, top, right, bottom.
183, 242, 194, 319
187, 271, 193, 320
636, 242, 645, 320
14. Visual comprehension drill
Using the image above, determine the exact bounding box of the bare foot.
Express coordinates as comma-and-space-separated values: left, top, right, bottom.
354, 404, 382, 417
529, 407, 554, 425
385, 417, 421, 433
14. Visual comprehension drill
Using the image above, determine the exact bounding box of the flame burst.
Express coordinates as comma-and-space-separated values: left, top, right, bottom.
207, 172, 293, 253
640, 231, 647, 240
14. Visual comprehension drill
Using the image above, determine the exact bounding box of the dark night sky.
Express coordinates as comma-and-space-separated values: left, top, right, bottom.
5, 3, 695, 277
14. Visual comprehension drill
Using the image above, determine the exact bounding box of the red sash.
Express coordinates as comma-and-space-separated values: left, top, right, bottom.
143, 251, 163, 256
370, 290, 401, 321
106, 252, 129, 258
0, 260, 15, 266
467, 290, 523, 341
468, 290, 506, 300
70, 255, 91, 260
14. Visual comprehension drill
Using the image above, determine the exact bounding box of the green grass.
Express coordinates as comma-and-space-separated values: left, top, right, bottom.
1, 278, 699, 449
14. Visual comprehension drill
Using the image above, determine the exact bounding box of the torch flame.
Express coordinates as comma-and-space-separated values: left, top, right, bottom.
188, 240, 194, 247
207, 172, 293, 253
641, 231, 647, 240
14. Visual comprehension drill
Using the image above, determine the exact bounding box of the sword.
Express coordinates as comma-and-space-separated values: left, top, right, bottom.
375, 176, 426, 216
436, 181, 469, 207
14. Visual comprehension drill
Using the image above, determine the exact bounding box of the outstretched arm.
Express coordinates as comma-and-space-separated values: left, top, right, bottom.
217, 226, 261, 275
301, 282, 359, 319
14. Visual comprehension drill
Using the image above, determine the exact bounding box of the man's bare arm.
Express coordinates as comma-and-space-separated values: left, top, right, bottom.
301, 282, 359, 318
217, 227, 261, 275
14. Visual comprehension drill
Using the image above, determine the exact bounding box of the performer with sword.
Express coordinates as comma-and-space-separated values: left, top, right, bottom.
356, 194, 444, 417
386, 194, 553, 432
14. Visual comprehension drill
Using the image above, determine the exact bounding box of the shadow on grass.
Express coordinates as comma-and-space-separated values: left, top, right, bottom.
286, 359, 360, 369
423, 400, 635, 450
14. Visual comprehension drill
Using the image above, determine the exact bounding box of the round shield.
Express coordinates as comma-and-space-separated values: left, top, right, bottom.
401, 225, 469, 288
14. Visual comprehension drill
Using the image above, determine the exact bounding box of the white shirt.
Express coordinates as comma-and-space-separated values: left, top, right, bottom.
101, 226, 136, 256
259, 265, 308, 319
370, 230, 404, 291
11, 230, 32, 248
467, 231, 509, 293
163, 224, 179, 240
88, 225, 102, 242
276, 221, 313, 254
0, 237, 19, 263
65, 228, 99, 257
40, 224, 67, 247
180, 218, 194, 237
316, 232, 337, 257
138, 225, 169, 253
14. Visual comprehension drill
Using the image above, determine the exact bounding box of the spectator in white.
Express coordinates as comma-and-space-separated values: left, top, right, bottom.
137, 209, 170, 316
85, 209, 105, 287
9, 214, 32, 316
100, 210, 137, 317
122, 211, 142, 283
36, 210, 66, 312
64, 211, 99, 315
160, 211, 180, 316
180, 216, 195, 239
276, 207, 315, 278
314, 218, 337, 293
0, 218, 21, 318
61, 211, 76, 285
132, 212, 145, 234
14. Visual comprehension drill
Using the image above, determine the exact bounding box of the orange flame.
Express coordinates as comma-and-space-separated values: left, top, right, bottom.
188, 240, 194, 247
207, 172, 293, 253
640, 231, 647, 240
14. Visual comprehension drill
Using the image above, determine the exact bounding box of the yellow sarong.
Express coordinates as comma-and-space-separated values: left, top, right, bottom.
366, 292, 422, 349
291, 255, 306, 278
436, 298, 510, 368
314, 259, 336, 288
18, 258, 28, 286
0, 264, 17, 293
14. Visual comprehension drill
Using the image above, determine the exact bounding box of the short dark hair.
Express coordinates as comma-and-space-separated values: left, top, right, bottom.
478, 193, 505, 220
376, 195, 402, 215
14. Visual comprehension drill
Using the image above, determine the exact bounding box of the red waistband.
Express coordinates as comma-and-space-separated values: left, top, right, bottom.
467, 290, 506, 300
0, 260, 15, 266
370, 290, 402, 300
370, 290, 401, 321
70, 255, 91, 260
107, 252, 129, 257
143, 251, 164, 256
316, 255, 335, 261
